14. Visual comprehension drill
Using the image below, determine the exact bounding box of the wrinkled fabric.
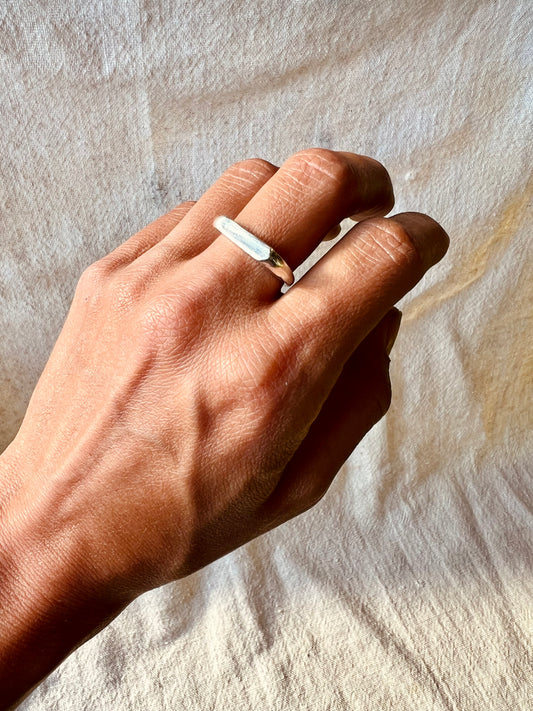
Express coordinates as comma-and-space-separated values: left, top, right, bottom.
1, 1, 531, 709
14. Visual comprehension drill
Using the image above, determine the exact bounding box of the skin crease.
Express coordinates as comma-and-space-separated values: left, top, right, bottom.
0, 149, 449, 708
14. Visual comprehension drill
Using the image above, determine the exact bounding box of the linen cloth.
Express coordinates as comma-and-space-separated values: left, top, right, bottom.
1, 1, 531, 708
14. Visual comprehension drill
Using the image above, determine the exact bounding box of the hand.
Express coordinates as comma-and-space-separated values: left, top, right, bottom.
0, 149, 448, 705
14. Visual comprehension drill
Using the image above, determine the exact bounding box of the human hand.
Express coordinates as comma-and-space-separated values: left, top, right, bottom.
1, 148, 448, 602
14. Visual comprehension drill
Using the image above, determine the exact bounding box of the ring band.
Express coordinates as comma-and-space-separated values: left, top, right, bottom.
213, 216, 294, 286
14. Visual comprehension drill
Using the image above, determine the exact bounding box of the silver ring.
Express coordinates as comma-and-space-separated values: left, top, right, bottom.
213, 216, 294, 286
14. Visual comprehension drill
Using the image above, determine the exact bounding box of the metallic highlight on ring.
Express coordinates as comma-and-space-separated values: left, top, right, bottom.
213, 216, 295, 286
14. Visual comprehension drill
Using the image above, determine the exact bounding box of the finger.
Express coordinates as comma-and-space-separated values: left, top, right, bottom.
97, 201, 197, 270
204, 148, 394, 297
263, 308, 401, 522
269, 213, 449, 389
135, 158, 279, 268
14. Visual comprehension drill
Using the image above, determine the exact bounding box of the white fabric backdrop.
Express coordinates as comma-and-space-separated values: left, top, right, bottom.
1, 1, 531, 708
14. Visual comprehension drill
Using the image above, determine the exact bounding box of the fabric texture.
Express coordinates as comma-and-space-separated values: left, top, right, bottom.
1, 1, 531, 708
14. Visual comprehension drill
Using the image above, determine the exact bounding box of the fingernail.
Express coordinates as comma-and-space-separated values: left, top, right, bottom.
391, 212, 450, 271
385, 308, 402, 355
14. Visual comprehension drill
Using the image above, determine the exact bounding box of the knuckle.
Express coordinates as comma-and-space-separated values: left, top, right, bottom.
178, 200, 197, 210
225, 157, 277, 184
136, 285, 205, 354
74, 260, 111, 299
105, 271, 146, 313
288, 148, 355, 193
137, 293, 188, 351
169, 200, 196, 217
350, 217, 422, 274
80, 259, 109, 282
224, 334, 296, 422
233, 347, 281, 407
256, 336, 299, 398
266, 307, 318, 374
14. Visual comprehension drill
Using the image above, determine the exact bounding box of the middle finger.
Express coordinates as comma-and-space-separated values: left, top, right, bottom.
203, 148, 394, 298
